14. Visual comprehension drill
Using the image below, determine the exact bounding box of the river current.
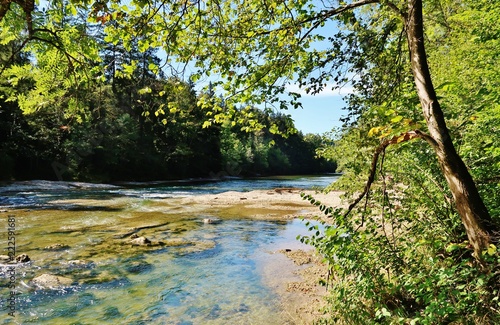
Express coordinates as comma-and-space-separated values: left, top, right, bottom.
0, 175, 338, 324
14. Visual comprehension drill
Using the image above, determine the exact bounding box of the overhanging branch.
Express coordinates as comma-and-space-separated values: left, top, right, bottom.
344, 130, 434, 219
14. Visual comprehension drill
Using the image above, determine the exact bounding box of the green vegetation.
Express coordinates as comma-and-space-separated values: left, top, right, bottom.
299, 1, 500, 323
0, 15, 334, 181
0, 70, 334, 180
1, 0, 499, 323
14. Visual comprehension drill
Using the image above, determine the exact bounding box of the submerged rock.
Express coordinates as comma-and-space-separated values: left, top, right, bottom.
163, 238, 190, 247
236, 303, 250, 313
102, 306, 123, 320
130, 236, 151, 246
207, 304, 221, 320
44, 243, 70, 251
178, 240, 217, 254
16, 254, 30, 263
79, 271, 129, 286
31, 273, 74, 289
124, 260, 154, 274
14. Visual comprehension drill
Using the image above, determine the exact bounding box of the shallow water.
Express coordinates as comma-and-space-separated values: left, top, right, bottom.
0, 176, 336, 324
0, 175, 339, 209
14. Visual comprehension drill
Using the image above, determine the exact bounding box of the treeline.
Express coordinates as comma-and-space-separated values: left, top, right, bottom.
0, 45, 335, 182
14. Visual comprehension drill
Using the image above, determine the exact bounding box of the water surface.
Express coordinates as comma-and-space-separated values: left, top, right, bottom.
0, 176, 337, 324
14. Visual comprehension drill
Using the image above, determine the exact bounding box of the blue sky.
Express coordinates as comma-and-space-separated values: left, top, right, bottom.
281, 85, 350, 135
190, 77, 350, 135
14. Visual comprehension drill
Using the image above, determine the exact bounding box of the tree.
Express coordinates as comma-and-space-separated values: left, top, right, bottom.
403, 0, 497, 260
102, 0, 496, 258
1, 0, 497, 258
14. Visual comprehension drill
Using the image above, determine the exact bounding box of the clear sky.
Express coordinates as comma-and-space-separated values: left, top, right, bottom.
280, 87, 349, 135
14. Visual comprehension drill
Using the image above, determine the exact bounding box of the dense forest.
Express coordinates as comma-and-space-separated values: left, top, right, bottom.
0, 45, 335, 181
1, 0, 499, 323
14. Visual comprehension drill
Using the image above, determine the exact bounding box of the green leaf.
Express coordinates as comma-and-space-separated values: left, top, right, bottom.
445, 243, 459, 253
390, 115, 403, 123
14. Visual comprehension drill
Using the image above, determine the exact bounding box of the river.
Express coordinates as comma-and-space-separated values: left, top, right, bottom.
0, 175, 338, 324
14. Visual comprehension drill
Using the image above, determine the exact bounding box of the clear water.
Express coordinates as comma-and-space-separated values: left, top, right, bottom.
0, 175, 339, 209
0, 176, 337, 324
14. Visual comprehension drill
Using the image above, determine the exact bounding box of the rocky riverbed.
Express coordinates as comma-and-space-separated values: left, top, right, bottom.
1, 187, 344, 324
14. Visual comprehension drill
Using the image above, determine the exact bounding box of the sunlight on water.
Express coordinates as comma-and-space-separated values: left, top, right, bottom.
1, 219, 301, 324
0, 176, 336, 324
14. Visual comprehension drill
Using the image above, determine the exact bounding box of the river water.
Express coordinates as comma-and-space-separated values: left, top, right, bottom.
0, 175, 338, 324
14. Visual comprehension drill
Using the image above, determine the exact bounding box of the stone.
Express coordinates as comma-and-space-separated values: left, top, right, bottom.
203, 218, 221, 224
130, 236, 151, 246
66, 260, 93, 268
0, 255, 11, 263
16, 254, 30, 263
44, 243, 70, 251
31, 274, 73, 289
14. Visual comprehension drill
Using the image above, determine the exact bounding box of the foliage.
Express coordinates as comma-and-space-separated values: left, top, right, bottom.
0, 38, 333, 181
1, 0, 499, 322
299, 1, 500, 323
302, 135, 500, 323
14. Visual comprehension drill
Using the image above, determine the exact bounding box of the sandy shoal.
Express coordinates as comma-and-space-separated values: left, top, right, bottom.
175, 188, 345, 221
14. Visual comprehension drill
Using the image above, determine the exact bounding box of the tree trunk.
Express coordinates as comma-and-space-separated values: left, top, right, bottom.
406, 0, 497, 259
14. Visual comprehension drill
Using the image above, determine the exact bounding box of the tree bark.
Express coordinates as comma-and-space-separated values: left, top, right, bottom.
406, 0, 497, 259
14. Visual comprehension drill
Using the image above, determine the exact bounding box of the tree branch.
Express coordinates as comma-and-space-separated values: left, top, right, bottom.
381, 0, 406, 19
344, 130, 434, 218
312, 0, 380, 23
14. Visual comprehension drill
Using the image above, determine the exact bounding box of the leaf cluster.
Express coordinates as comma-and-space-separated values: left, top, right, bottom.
302, 1, 500, 323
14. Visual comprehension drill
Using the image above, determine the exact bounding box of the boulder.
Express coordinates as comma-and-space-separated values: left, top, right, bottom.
130, 236, 151, 246
31, 274, 73, 289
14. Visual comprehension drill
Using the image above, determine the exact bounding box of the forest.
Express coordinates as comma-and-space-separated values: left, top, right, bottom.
1, 0, 499, 323
0, 44, 335, 181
